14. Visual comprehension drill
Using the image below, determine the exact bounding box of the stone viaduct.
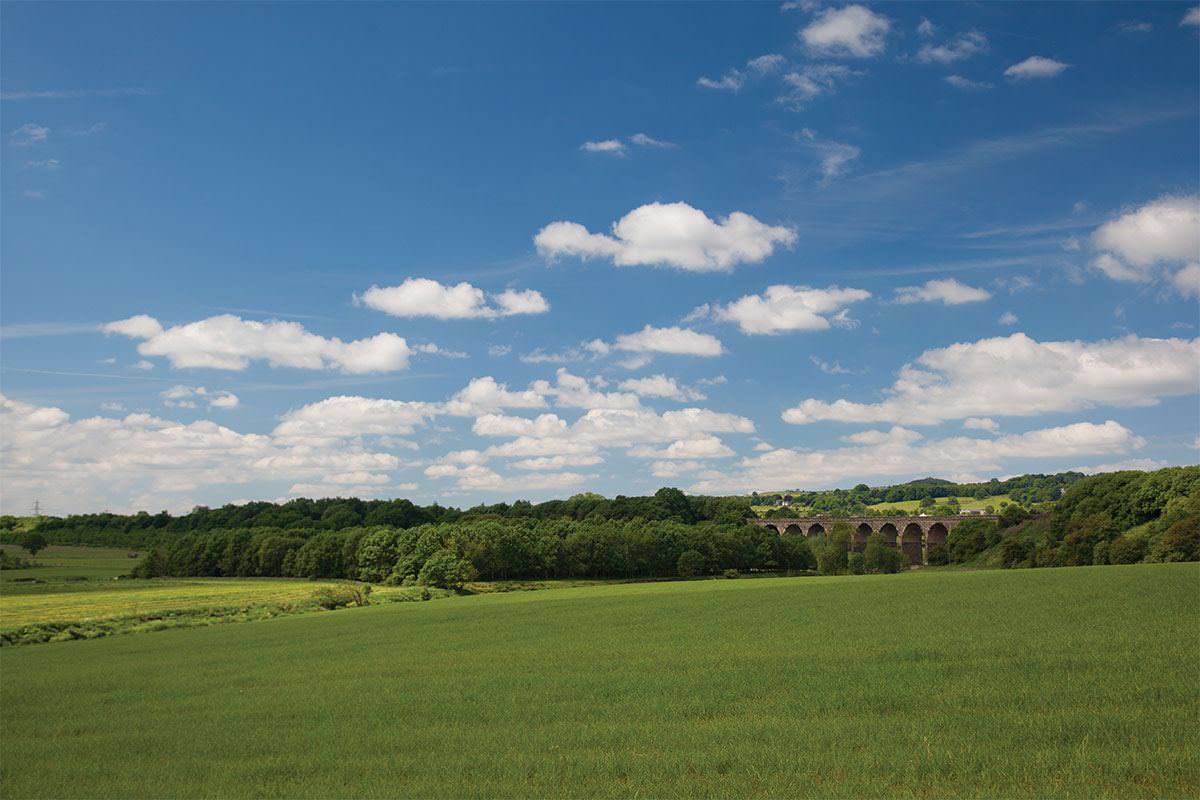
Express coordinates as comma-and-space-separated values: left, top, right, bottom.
748, 515, 999, 565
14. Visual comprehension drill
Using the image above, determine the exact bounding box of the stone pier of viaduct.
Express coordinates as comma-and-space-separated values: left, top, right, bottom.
748, 515, 999, 565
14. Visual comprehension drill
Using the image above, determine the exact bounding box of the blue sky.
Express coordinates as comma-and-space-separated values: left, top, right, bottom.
2, 1, 1198, 514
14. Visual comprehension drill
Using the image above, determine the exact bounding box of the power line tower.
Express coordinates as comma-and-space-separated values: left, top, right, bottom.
32, 499, 42, 519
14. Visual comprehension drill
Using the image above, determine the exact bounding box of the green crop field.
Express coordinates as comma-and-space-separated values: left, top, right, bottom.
2, 563, 1196, 799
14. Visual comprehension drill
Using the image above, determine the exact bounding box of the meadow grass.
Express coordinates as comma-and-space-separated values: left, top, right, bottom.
0, 544, 139, 584
1, 563, 1197, 798
751, 495, 1012, 516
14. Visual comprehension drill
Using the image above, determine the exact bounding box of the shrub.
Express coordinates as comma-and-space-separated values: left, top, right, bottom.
847, 552, 865, 575
417, 549, 478, 590
998, 538, 1029, 569
1108, 535, 1146, 565
677, 549, 706, 578
722, 568, 740, 579
311, 584, 371, 610
926, 544, 950, 566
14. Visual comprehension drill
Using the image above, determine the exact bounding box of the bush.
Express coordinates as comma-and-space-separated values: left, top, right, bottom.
1108, 535, 1146, 565
847, 552, 865, 575
926, 544, 950, 566
311, 584, 372, 609
417, 549, 478, 590
722, 568, 740, 579
998, 538, 1029, 569
677, 549, 706, 578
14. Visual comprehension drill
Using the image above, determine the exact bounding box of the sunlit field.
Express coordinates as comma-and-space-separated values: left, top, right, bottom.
2, 563, 1196, 799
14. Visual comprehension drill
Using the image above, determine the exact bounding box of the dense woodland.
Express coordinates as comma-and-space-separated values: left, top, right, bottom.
3, 468, 1196, 585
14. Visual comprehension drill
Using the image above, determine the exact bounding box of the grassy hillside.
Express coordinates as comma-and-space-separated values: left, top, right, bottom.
2, 564, 1196, 799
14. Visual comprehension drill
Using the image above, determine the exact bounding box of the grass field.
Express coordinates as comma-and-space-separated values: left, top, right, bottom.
751, 494, 1013, 517
0, 544, 140, 584
2, 563, 1196, 798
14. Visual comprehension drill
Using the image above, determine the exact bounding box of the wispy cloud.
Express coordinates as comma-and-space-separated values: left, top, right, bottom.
1, 88, 152, 101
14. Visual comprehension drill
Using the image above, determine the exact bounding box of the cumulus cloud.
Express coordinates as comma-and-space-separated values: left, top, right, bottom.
1073, 458, 1169, 475
618, 374, 707, 402
628, 435, 735, 460
443, 376, 548, 416
534, 201, 797, 272
272, 395, 439, 444
161, 385, 240, 410
424, 461, 589, 493
707, 285, 871, 334
532, 369, 641, 410
894, 278, 991, 305
1090, 195, 1200, 291
355, 278, 549, 319
690, 419, 1145, 493
1004, 56, 1069, 80
999, 312, 1019, 325
0, 394, 408, 514
1182, 7, 1200, 25
782, 333, 1200, 426
613, 325, 724, 356
103, 314, 414, 373
800, 5, 891, 58
916, 31, 987, 64
963, 417, 998, 432
1171, 263, 1200, 299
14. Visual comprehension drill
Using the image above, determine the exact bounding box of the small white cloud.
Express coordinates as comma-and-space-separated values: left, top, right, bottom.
1182, 7, 1200, 26
161, 385, 239, 410
23, 190, 45, 200
100, 402, 125, 412
800, 4, 891, 58
131, 360, 155, 371
1090, 195, 1200, 292
779, 64, 857, 108
10, 123, 49, 145
998, 311, 1018, 326
1117, 21, 1153, 33
580, 139, 626, 156
1004, 56, 1069, 80
24, 159, 61, 170
614, 325, 724, 357
535, 201, 796, 272
916, 31, 987, 64
895, 278, 991, 305
944, 75, 993, 90
810, 356, 851, 374
697, 71, 745, 91
487, 344, 512, 357
629, 132, 676, 149
356, 278, 548, 320
917, 18, 936, 37
618, 374, 706, 402
710, 284, 871, 334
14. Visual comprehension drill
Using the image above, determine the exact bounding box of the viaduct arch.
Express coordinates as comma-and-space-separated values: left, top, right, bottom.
750, 515, 997, 566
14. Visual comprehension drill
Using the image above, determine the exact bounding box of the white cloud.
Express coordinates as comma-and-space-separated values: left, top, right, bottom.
272, 395, 439, 444
10, 123, 49, 145
535, 202, 797, 272
697, 71, 745, 91
24, 159, 61, 170
1171, 263, 1200, 299
691, 420, 1145, 493
532, 369, 641, 410
131, 360, 155, 371
100, 402, 125, 412
917, 18, 935, 37
629, 435, 735, 460
1090, 196, 1200, 289
709, 284, 871, 334
1182, 7, 1200, 25
473, 407, 754, 453
0, 394, 409, 514
798, 128, 860, 179
618, 374, 706, 402
1117, 21, 1153, 33
963, 417, 998, 432
944, 75, 992, 90
782, 333, 1200, 426
1074, 458, 1169, 475
779, 65, 857, 108
629, 133, 676, 148
916, 31, 987, 64
651, 460, 710, 478
894, 278, 991, 305
355, 278, 548, 319
161, 385, 240, 410
510, 454, 604, 471
104, 314, 414, 373
487, 344, 512, 357
1004, 56, 1069, 80
613, 325, 724, 356
801, 5, 891, 58
998, 312, 1019, 325
580, 139, 626, 156
810, 356, 851, 374
413, 343, 468, 359
443, 376, 548, 416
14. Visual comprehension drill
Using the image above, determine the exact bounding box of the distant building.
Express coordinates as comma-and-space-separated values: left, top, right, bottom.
959, 508, 987, 516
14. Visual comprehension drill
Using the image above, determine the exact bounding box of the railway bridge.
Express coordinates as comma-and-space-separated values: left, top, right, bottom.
748, 515, 999, 565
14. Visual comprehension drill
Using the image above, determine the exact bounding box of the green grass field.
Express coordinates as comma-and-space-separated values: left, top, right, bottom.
751, 494, 1012, 517
2, 563, 1196, 798
0, 544, 140, 584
